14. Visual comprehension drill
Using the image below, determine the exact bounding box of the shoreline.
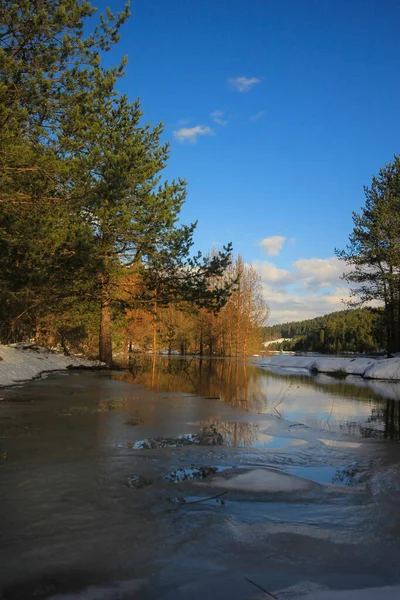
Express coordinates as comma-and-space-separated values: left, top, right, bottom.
0, 344, 104, 388
257, 354, 400, 381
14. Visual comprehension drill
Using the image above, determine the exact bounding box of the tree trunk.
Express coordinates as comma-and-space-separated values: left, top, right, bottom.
152, 300, 157, 357
151, 354, 156, 387
99, 290, 113, 364
128, 341, 134, 367
236, 284, 241, 358
397, 285, 400, 353
388, 273, 396, 355
122, 338, 129, 368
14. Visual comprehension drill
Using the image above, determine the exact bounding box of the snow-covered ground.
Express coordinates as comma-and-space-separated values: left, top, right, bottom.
263, 338, 292, 347
258, 354, 400, 380
0, 344, 103, 387
45, 582, 400, 599
276, 585, 400, 599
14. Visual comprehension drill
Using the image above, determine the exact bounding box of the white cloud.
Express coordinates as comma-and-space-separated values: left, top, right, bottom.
261, 282, 352, 325
211, 110, 227, 126
261, 235, 286, 256
173, 125, 214, 143
228, 76, 261, 93
323, 287, 353, 305
292, 257, 352, 290
252, 260, 294, 284
251, 110, 265, 121
252, 255, 357, 324
254, 255, 348, 288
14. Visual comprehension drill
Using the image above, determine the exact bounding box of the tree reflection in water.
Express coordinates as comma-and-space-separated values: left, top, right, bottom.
122, 355, 267, 412
114, 355, 400, 441
340, 399, 400, 441
199, 418, 258, 447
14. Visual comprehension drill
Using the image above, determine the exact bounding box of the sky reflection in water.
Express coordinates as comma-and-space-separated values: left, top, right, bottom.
118, 356, 400, 442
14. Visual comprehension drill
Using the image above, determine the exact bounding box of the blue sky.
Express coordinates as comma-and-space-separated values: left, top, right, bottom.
97, 0, 400, 323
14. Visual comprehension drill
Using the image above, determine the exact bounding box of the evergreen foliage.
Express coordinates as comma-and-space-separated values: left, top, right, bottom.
336, 156, 400, 355
0, 1, 234, 362
264, 308, 385, 354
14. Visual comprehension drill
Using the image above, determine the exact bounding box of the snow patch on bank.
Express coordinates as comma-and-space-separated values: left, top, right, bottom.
281, 585, 400, 599
207, 467, 318, 493
257, 355, 400, 381
0, 344, 104, 388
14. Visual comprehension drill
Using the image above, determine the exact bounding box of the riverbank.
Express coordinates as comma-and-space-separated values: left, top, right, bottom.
1, 364, 400, 599
0, 344, 104, 387
257, 354, 400, 380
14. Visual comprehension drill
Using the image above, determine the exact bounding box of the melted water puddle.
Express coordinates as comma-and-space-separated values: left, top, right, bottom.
282, 465, 358, 486
253, 433, 308, 449
197, 420, 309, 449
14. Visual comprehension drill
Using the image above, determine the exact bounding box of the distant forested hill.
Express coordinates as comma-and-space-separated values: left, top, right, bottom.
263, 308, 385, 354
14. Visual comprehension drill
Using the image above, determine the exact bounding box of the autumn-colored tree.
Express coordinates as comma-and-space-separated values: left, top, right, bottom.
124, 254, 269, 357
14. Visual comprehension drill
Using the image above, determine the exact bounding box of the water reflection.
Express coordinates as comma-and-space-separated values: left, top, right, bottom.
339, 400, 400, 441
200, 418, 258, 447
118, 356, 400, 441
196, 418, 309, 449
120, 357, 262, 410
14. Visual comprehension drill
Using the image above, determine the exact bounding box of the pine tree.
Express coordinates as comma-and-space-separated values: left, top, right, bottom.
336, 156, 400, 355
0, 1, 130, 340
61, 75, 236, 362
0, 2, 235, 361
0, 0, 129, 200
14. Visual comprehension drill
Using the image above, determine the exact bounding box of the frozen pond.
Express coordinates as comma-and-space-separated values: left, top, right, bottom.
1, 357, 400, 599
